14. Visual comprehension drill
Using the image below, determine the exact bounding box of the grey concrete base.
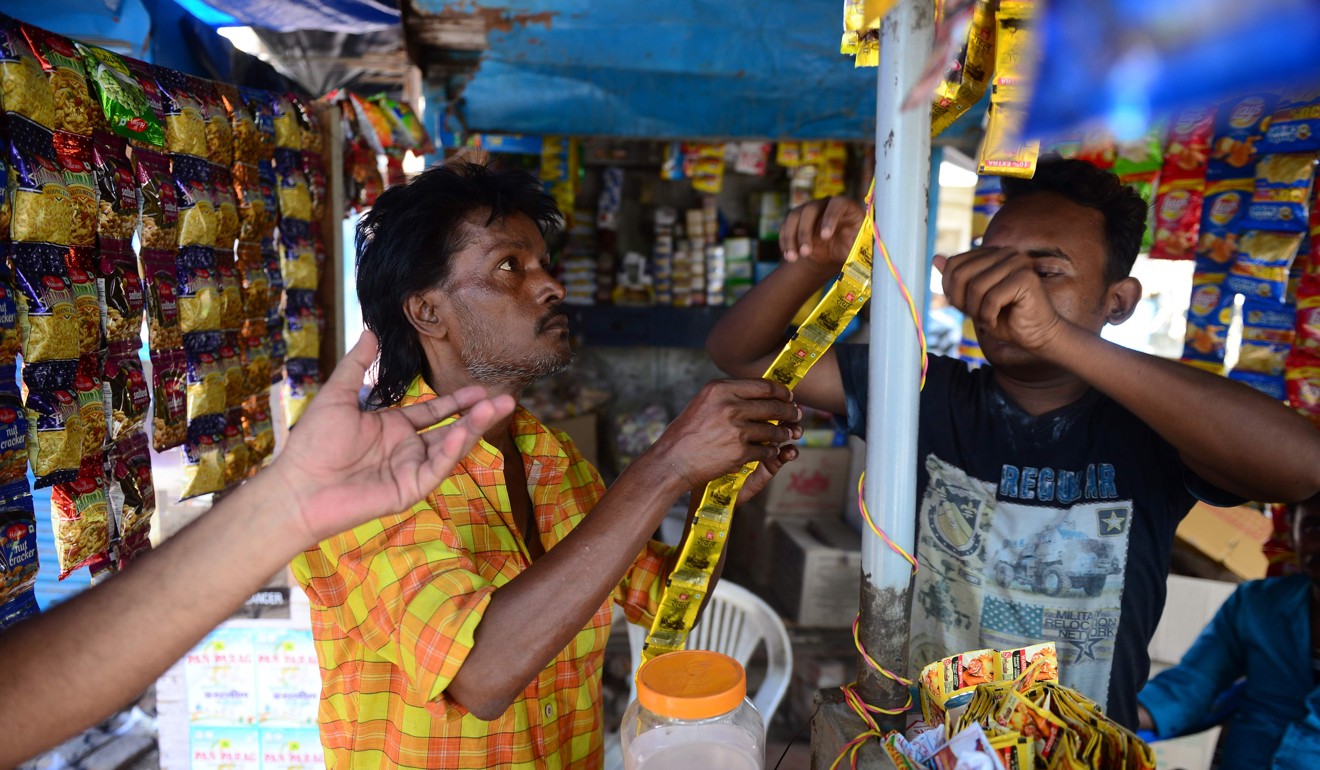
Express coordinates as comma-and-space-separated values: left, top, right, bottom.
809, 688, 902, 770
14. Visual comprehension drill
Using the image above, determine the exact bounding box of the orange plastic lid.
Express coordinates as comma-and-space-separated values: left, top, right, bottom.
636, 650, 747, 720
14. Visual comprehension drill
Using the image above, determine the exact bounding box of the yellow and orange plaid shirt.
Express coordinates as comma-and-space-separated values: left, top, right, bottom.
291, 376, 673, 770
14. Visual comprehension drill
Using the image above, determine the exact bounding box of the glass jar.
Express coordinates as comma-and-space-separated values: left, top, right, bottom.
619, 649, 765, 770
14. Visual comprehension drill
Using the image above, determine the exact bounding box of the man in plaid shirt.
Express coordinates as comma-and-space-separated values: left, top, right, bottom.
293, 158, 801, 769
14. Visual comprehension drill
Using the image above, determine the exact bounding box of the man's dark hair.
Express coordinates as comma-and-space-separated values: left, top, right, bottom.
355, 160, 561, 408
1002, 157, 1148, 284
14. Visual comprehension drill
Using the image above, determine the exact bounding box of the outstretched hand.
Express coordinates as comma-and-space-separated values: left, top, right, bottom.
270, 330, 515, 546
780, 196, 866, 268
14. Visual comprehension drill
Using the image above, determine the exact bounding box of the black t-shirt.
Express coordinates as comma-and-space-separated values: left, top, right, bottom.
837, 346, 1236, 728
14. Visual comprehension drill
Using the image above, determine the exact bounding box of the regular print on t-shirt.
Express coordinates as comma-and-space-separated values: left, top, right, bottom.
908, 454, 1133, 710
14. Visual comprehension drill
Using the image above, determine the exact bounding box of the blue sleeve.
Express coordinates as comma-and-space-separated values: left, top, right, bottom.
835, 344, 870, 440
1137, 584, 1249, 738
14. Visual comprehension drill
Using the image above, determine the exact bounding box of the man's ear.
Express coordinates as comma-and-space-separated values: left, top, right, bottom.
404, 289, 448, 340
1106, 276, 1142, 325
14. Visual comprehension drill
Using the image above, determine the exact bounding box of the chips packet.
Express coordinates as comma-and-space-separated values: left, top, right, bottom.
274, 147, 311, 221
64, 245, 100, 355
24, 28, 94, 136
181, 412, 225, 499
211, 164, 238, 247
239, 87, 275, 161
151, 65, 207, 158
284, 289, 321, 361
1195, 178, 1254, 270
106, 429, 154, 566
263, 239, 284, 313
232, 161, 270, 241
1287, 351, 1320, 428
1226, 230, 1305, 302
241, 323, 271, 398
0, 480, 39, 630
219, 331, 244, 410
1181, 270, 1235, 373
177, 245, 220, 333
96, 238, 144, 342
267, 310, 287, 379
222, 406, 249, 486
1160, 104, 1216, 184
242, 391, 274, 463
236, 241, 268, 319
9, 114, 72, 244
92, 130, 138, 240
1245, 153, 1318, 232
1150, 180, 1204, 261
0, 22, 55, 129
73, 353, 105, 457
283, 357, 318, 427
121, 57, 168, 150
302, 150, 327, 222
102, 340, 148, 443
12, 242, 78, 362
51, 474, 109, 578
1259, 87, 1320, 155
184, 330, 225, 419
1208, 93, 1278, 182
188, 74, 231, 165
149, 346, 186, 451
216, 81, 254, 159
132, 147, 179, 249
0, 379, 27, 484
54, 130, 97, 247
0, 264, 22, 367
174, 153, 216, 247
930, 0, 995, 137
216, 258, 243, 330
76, 43, 163, 146
279, 219, 318, 291
24, 384, 82, 487
139, 247, 181, 349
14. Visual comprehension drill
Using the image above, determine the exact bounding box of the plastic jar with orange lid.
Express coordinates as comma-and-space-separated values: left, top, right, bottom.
619, 649, 765, 770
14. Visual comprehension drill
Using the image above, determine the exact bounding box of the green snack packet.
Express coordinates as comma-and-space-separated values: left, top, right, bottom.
74, 42, 164, 147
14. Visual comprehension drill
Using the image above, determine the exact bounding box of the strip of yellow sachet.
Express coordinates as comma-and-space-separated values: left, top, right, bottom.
642, 184, 877, 660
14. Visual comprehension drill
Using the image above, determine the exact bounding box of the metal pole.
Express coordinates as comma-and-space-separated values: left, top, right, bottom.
857, 0, 933, 721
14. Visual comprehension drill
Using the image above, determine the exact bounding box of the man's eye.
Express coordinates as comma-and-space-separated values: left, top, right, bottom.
1037, 270, 1061, 279
499, 258, 517, 271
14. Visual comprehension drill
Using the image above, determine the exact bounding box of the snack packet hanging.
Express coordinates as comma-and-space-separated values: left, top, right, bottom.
102, 340, 148, 443
184, 330, 225, 419
1245, 153, 1317, 232
24, 384, 82, 487
24, 28, 94, 136
216, 81, 254, 159
1208, 93, 1277, 182
294, 95, 322, 153
76, 43, 163, 146
151, 65, 206, 158
64, 245, 100, 355
268, 310, 287, 380
389, 98, 433, 155
271, 92, 300, 150
930, 0, 995, 137
279, 219, 318, 290
12, 242, 78, 363
1296, 274, 1320, 357
139, 247, 181, 349
274, 148, 311, 222
1287, 351, 1320, 428
1195, 178, 1254, 270
263, 239, 284, 314
177, 245, 220, 333
302, 150, 327, 222
242, 392, 274, 462
222, 406, 249, 486
73, 353, 105, 457
174, 153, 216, 247
188, 75, 231, 165
121, 57, 168, 150
181, 412, 225, 499
0, 481, 39, 630
1160, 104, 1216, 183
978, 102, 1040, 178
1226, 230, 1305, 303
97, 239, 144, 342
283, 289, 321, 360
92, 131, 138, 240
1150, 180, 1204, 261
216, 257, 243, 330
1181, 270, 1235, 373
54, 130, 97, 247
997, 689, 1066, 764
211, 164, 238, 247
0, 376, 27, 484
0, 265, 22, 368
240, 87, 276, 161
232, 161, 269, 241
1235, 300, 1297, 377
9, 114, 72, 245
51, 474, 109, 578
0, 119, 9, 244
283, 357, 318, 427
0, 22, 55, 129
106, 430, 155, 563
220, 331, 244, 409
133, 147, 178, 250
149, 346, 186, 451
241, 323, 271, 398
1259, 88, 1320, 155
237, 242, 268, 319
347, 92, 391, 155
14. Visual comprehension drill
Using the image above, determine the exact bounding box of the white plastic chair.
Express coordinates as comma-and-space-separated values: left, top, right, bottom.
625, 580, 793, 723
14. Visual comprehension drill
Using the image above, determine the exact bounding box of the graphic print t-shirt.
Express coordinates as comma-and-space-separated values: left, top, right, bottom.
837, 348, 1233, 728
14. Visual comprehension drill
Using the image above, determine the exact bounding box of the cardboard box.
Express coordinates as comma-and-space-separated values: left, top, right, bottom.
771, 518, 862, 628
758, 446, 851, 517
544, 413, 600, 468
1175, 502, 1271, 581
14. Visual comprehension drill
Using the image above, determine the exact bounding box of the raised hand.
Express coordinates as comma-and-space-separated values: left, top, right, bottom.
780, 196, 867, 268
935, 248, 1067, 353
646, 379, 801, 492
270, 330, 515, 545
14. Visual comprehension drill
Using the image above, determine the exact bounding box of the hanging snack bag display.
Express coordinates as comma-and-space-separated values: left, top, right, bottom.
0, 382, 26, 485
54, 130, 97, 247
279, 218, 318, 291
274, 147, 312, 222
0, 21, 55, 129
151, 64, 207, 158
97, 239, 144, 343
0, 265, 21, 368
222, 407, 249, 486
1195, 178, 1254, 270
188, 74, 232, 165
240, 322, 271, 398
1150, 180, 1204, 261
180, 412, 225, 499
1181, 270, 1236, 373
174, 153, 216, 247
1229, 300, 1296, 400
1208, 93, 1277, 182
0, 481, 39, 630
24, 383, 81, 488
283, 357, 318, 427
73, 353, 105, 459
242, 392, 274, 464
92, 130, 139, 240
211, 164, 238, 247
12, 242, 78, 363
102, 340, 148, 443
107, 430, 154, 566
176, 245, 220, 333
183, 330, 225, 420
1259, 88, 1320, 155
51, 474, 109, 579
9, 114, 72, 245
284, 289, 321, 360
133, 147, 179, 250
1226, 230, 1305, 303
64, 245, 100, 355
149, 346, 186, 451
1244, 152, 1318, 233
76, 43, 163, 146
24, 27, 94, 137
139, 247, 181, 349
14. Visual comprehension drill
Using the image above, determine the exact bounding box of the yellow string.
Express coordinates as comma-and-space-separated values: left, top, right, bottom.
832, 213, 927, 767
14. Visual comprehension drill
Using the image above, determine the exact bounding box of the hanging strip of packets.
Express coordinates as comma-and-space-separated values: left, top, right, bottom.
643, 182, 878, 660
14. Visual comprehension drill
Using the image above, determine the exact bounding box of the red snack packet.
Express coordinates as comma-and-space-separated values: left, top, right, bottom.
1150, 180, 1204, 261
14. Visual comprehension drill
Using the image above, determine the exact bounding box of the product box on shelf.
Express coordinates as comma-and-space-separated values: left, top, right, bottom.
770, 517, 862, 628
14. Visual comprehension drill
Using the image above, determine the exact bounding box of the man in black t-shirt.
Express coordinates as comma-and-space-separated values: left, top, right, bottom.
707, 158, 1320, 728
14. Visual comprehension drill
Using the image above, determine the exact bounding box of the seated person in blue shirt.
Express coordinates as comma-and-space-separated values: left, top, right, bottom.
1138, 497, 1320, 768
